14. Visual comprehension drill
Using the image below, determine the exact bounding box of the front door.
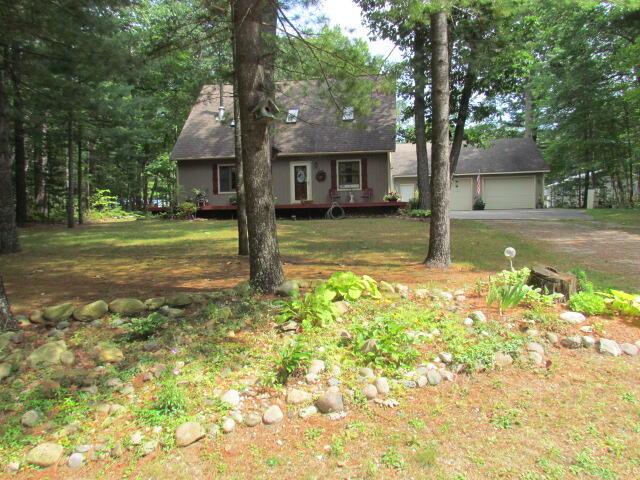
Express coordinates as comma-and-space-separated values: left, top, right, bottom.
290, 162, 312, 203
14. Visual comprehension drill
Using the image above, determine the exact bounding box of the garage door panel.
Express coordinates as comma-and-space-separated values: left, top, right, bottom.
451, 177, 473, 211
483, 176, 535, 209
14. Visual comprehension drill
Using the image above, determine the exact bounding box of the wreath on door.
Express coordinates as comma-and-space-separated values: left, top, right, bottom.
296, 169, 306, 183
315, 170, 326, 182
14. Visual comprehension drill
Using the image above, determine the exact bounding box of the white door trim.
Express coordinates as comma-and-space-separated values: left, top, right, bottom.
290, 161, 312, 203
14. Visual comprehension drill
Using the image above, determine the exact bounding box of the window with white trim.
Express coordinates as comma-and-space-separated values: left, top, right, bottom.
342, 106, 354, 121
337, 159, 361, 190
286, 108, 299, 123
218, 164, 237, 193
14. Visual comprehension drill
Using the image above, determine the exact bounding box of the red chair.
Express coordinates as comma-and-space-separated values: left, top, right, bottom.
360, 188, 373, 202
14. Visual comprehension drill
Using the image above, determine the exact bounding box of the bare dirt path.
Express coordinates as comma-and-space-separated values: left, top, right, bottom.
489, 220, 640, 289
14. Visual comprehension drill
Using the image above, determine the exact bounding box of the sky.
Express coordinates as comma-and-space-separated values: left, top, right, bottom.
292, 0, 404, 63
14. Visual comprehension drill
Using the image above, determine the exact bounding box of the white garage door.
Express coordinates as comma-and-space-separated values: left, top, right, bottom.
398, 183, 416, 202
450, 177, 473, 211
483, 176, 536, 209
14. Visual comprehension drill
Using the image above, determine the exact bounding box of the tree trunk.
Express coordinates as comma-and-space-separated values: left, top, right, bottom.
9, 47, 27, 226
413, 25, 430, 209
524, 87, 536, 141
0, 56, 20, 254
231, 8, 249, 256
233, 0, 284, 291
67, 115, 75, 229
33, 124, 48, 216
77, 127, 84, 224
449, 65, 474, 178
0, 275, 16, 331
582, 170, 590, 209
425, 11, 451, 268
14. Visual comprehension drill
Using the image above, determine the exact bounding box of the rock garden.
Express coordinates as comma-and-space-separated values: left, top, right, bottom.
1, 259, 640, 478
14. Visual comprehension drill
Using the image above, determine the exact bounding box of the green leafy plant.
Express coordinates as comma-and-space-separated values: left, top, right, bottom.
125, 312, 167, 340
277, 285, 337, 328
473, 198, 486, 210
405, 208, 431, 218
600, 290, 640, 317
487, 268, 561, 312
571, 268, 595, 293
276, 339, 312, 383
487, 282, 529, 314
177, 201, 197, 219
383, 191, 400, 201
568, 291, 607, 315
325, 272, 381, 301
137, 378, 188, 425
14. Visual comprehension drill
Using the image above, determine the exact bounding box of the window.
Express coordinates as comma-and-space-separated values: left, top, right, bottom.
286, 108, 299, 123
342, 106, 354, 121
218, 164, 237, 193
337, 159, 361, 190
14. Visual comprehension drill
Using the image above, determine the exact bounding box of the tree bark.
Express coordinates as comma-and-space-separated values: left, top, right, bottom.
425, 11, 451, 268
67, 115, 75, 229
449, 65, 474, 178
33, 124, 48, 216
9, 47, 27, 226
524, 87, 536, 141
77, 127, 84, 224
233, 0, 284, 291
231, 8, 249, 257
413, 25, 430, 209
0, 56, 20, 254
0, 275, 16, 331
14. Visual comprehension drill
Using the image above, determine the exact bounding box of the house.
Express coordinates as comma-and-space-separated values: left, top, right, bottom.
391, 138, 550, 210
171, 79, 398, 211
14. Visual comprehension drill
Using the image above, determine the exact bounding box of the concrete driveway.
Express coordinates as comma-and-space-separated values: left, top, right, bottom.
451, 208, 591, 221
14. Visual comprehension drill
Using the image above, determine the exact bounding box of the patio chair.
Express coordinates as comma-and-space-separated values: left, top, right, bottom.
360, 188, 373, 202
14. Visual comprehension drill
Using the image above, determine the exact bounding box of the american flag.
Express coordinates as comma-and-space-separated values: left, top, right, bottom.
476, 175, 482, 196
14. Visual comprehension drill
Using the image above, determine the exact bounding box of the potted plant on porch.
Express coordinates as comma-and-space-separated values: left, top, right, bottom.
383, 191, 400, 202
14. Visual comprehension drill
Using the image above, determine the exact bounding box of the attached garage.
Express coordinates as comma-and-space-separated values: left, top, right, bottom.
450, 177, 473, 211
482, 176, 536, 209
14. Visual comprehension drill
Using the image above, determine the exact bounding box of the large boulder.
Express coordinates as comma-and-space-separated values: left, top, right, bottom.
108, 298, 146, 316
175, 422, 205, 447
144, 297, 166, 311
73, 300, 109, 322
43, 303, 74, 324
26, 443, 64, 467
315, 386, 343, 414
93, 343, 124, 363
27, 341, 68, 368
167, 293, 192, 308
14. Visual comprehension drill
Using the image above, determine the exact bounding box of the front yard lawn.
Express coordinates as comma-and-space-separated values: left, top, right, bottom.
589, 208, 640, 229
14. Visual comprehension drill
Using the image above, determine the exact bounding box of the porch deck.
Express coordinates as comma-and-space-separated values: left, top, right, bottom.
147, 201, 407, 214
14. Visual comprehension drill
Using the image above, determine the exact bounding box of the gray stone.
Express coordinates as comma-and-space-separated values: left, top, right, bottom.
130, 431, 143, 445
374, 377, 390, 396
427, 370, 442, 386
562, 335, 583, 349
378, 281, 395, 294
526, 328, 540, 337
287, 388, 312, 405
73, 300, 108, 322
175, 422, 205, 447
327, 377, 340, 387
599, 338, 622, 357
362, 383, 378, 399
528, 351, 545, 366
560, 311, 586, 324
67, 452, 85, 469
315, 386, 343, 414
439, 352, 453, 364
582, 336, 596, 348
299, 405, 318, 418
545, 332, 560, 344
110, 442, 124, 458
463, 317, 474, 327
167, 293, 192, 308
494, 352, 513, 368
334, 301, 350, 315
144, 297, 165, 311
244, 412, 261, 427
75, 445, 91, 453
358, 367, 375, 380
43, 303, 74, 323
362, 339, 378, 354
262, 405, 284, 425
21, 410, 41, 427
470, 310, 487, 322
414, 289, 428, 299
94, 343, 124, 363
27, 341, 68, 368
275, 281, 299, 297
621, 343, 639, 356
416, 375, 428, 387
526, 342, 545, 355
308, 359, 325, 375
395, 284, 410, 297
221, 389, 241, 407
279, 321, 298, 333
141, 440, 157, 456
60, 350, 75, 367
230, 410, 243, 423
6, 461, 20, 473
26, 443, 64, 467
56, 321, 70, 330
402, 380, 418, 388
29, 310, 45, 324
0, 362, 11, 381
305, 373, 319, 384
222, 417, 235, 433
440, 370, 455, 382
108, 298, 146, 316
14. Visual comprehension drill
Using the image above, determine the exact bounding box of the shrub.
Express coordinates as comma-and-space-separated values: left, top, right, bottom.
325, 272, 380, 301
600, 290, 640, 317
177, 201, 197, 219
278, 286, 337, 329
408, 196, 420, 210
125, 313, 167, 340
571, 268, 594, 293
405, 209, 431, 218
568, 291, 607, 315
473, 198, 486, 210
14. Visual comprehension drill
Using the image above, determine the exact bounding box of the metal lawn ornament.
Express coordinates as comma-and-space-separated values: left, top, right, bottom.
504, 247, 516, 271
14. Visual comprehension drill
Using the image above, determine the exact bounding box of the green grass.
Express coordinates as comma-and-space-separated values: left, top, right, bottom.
589, 208, 640, 229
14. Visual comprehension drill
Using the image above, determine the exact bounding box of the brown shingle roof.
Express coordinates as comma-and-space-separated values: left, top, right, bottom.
390, 138, 550, 177
171, 79, 396, 160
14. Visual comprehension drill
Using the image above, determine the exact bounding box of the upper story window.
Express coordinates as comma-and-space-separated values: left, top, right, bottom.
286, 108, 299, 123
337, 159, 361, 190
218, 164, 237, 193
342, 106, 354, 121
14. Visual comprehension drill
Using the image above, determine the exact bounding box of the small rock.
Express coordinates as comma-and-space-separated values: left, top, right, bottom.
440, 370, 455, 382
358, 367, 375, 380
455, 295, 466, 302
493, 352, 513, 368
106, 377, 123, 388
299, 405, 318, 418
414, 288, 428, 299
56, 321, 70, 330
222, 417, 236, 433
144, 297, 166, 311
621, 343, 639, 356
75, 445, 91, 453
0, 362, 12, 381
308, 359, 325, 375
395, 284, 410, 297
562, 335, 583, 349
221, 389, 241, 407
108, 298, 146, 316
175, 422, 205, 447
373, 377, 390, 396
29, 310, 44, 324
279, 321, 298, 333
528, 351, 544, 366
230, 410, 243, 423
545, 332, 560, 344
6, 461, 20, 473
167, 293, 192, 308
43, 303, 75, 324
427, 370, 442, 386
416, 375, 428, 387
130, 431, 143, 445
599, 338, 622, 357
110, 442, 124, 458
463, 318, 474, 327
244, 412, 261, 427
94, 343, 124, 363
315, 386, 343, 414
439, 352, 453, 364
526, 342, 545, 355
26, 443, 64, 467
67, 452, 85, 469
287, 388, 312, 405
582, 336, 596, 348
560, 311, 586, 324
21, 410, 41, 428
580, 326, 593, 333
402, 380, 417, 388
305, 373, 319, 384
327, 377, 340, 387
378, 281, 395, 294
362, 384, 378, 399
263, 405, 284, 425
141, 440, 157, 456
470, 310, 486, 322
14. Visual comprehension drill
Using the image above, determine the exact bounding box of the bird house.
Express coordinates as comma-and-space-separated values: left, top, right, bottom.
252, 98, 279, 122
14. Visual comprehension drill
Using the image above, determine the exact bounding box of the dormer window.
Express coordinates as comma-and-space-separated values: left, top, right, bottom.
342, 106, 354, 121
286, 108, 299, 123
